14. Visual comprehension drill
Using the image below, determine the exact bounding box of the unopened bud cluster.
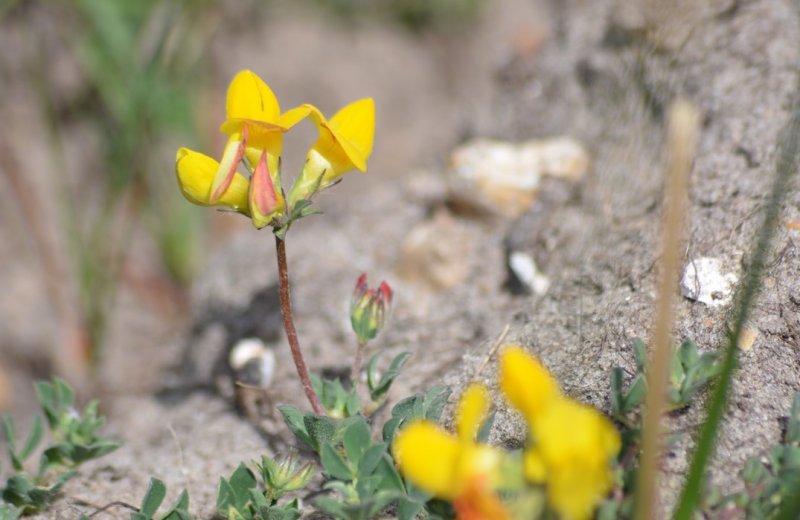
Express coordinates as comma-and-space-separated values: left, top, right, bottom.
350, 274, 393, 345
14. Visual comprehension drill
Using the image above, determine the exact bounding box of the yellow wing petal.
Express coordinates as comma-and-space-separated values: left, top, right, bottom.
456, 384, 491, 442
279, 104, 316, 129
328, 98, 375, 172
393, 421, 462, 500
226, 70, 280, 123
499, 344, 561, 423
175, 147, 249, 212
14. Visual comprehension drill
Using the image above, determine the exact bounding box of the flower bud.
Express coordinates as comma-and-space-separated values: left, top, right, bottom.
249, 149, 285, 229
257, 452, 314, 498
350, 274, 393, 344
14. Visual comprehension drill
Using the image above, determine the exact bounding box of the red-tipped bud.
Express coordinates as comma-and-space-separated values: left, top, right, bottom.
350, 274, 393, 344
249, 149, 285, 229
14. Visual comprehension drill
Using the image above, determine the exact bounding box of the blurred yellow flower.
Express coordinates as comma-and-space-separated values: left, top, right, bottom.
393, 384, 509, 520
499, 344, 620, 520
287, 98, 375, 206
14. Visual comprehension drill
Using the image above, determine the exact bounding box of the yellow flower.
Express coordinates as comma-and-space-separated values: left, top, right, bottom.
393, 385, 509, 520
287, 98, 375, 207
176, 70, 308, 228
499, 344, 620, 520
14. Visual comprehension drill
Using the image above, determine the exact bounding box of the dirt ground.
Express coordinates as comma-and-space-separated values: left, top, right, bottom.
2, 0, 800, 518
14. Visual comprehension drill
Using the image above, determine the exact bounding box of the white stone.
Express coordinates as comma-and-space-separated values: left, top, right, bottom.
509, 251, 550, 295
680, 257, 738, 307
229, 337, 276, 387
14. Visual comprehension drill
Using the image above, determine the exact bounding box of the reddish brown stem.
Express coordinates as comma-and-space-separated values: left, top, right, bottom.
275, 236, 324, 415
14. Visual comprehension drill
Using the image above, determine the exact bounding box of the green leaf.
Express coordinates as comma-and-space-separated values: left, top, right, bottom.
610, 367, 624, 417
313, 496, 348, 518
0, 504, 23, 520
160, 489, 191, 520
358, 443, 388, 479
397, 496, 425, 520
229, 464, 257, 510
365, 490, 401, 517
679, 340, 699, 367
477, 412, 495, 443
424, 385, 452, 422
18, 416, 43, 463
2, 416, 22, 471
632, 338, 647, 373
304, 415, 336, 453
670, 346, 685, 389
370, 352, 412, 402
139, 478, 167, 518
321, 443, 353, 480
343, 417, 371, 467
741, 456, 766, 486
375, 455, 405, 493
215, 478, 235, 515
278, 406, 312, 449
264, 504, 301, 520
624, 375, 646, 413
345, 390, 362, 417
787, 393, 800, 444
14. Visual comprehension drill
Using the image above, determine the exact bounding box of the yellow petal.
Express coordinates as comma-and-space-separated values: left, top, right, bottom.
393, 421, 461, 500
226, 70, 280, 122
244, 133, 283, 175
175, 147, 249, 212
499, 344, 561, 422
533, 399, 620, 471
456, 384, 491, 442
278, 104, 315, 129
327, 97, 375, 172
530, 399, 620, 520
547, 464, 613, 520
523, 448, 547, 483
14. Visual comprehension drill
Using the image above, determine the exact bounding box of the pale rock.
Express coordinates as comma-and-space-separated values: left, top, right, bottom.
229, 337, 276, 388
680, 257, 738, 307
448, 137, 589, 218
397, 210, 477, 291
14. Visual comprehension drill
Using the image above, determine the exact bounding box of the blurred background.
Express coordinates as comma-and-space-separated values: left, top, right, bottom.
0, 0, 546, 414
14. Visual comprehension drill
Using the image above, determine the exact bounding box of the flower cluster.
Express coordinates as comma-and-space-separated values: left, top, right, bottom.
175, 70, 375, 231
393, 344, 621, 520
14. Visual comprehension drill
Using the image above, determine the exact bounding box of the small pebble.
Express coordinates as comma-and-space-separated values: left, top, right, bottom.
738, 327, 758, 351
229, 338, 276, 388
507, 251, 550, 295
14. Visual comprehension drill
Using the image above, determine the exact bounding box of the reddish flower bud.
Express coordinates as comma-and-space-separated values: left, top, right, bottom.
350, 273, 393, 344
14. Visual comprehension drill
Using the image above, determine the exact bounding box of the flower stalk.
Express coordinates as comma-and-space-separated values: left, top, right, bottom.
276, 236, 324, 415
